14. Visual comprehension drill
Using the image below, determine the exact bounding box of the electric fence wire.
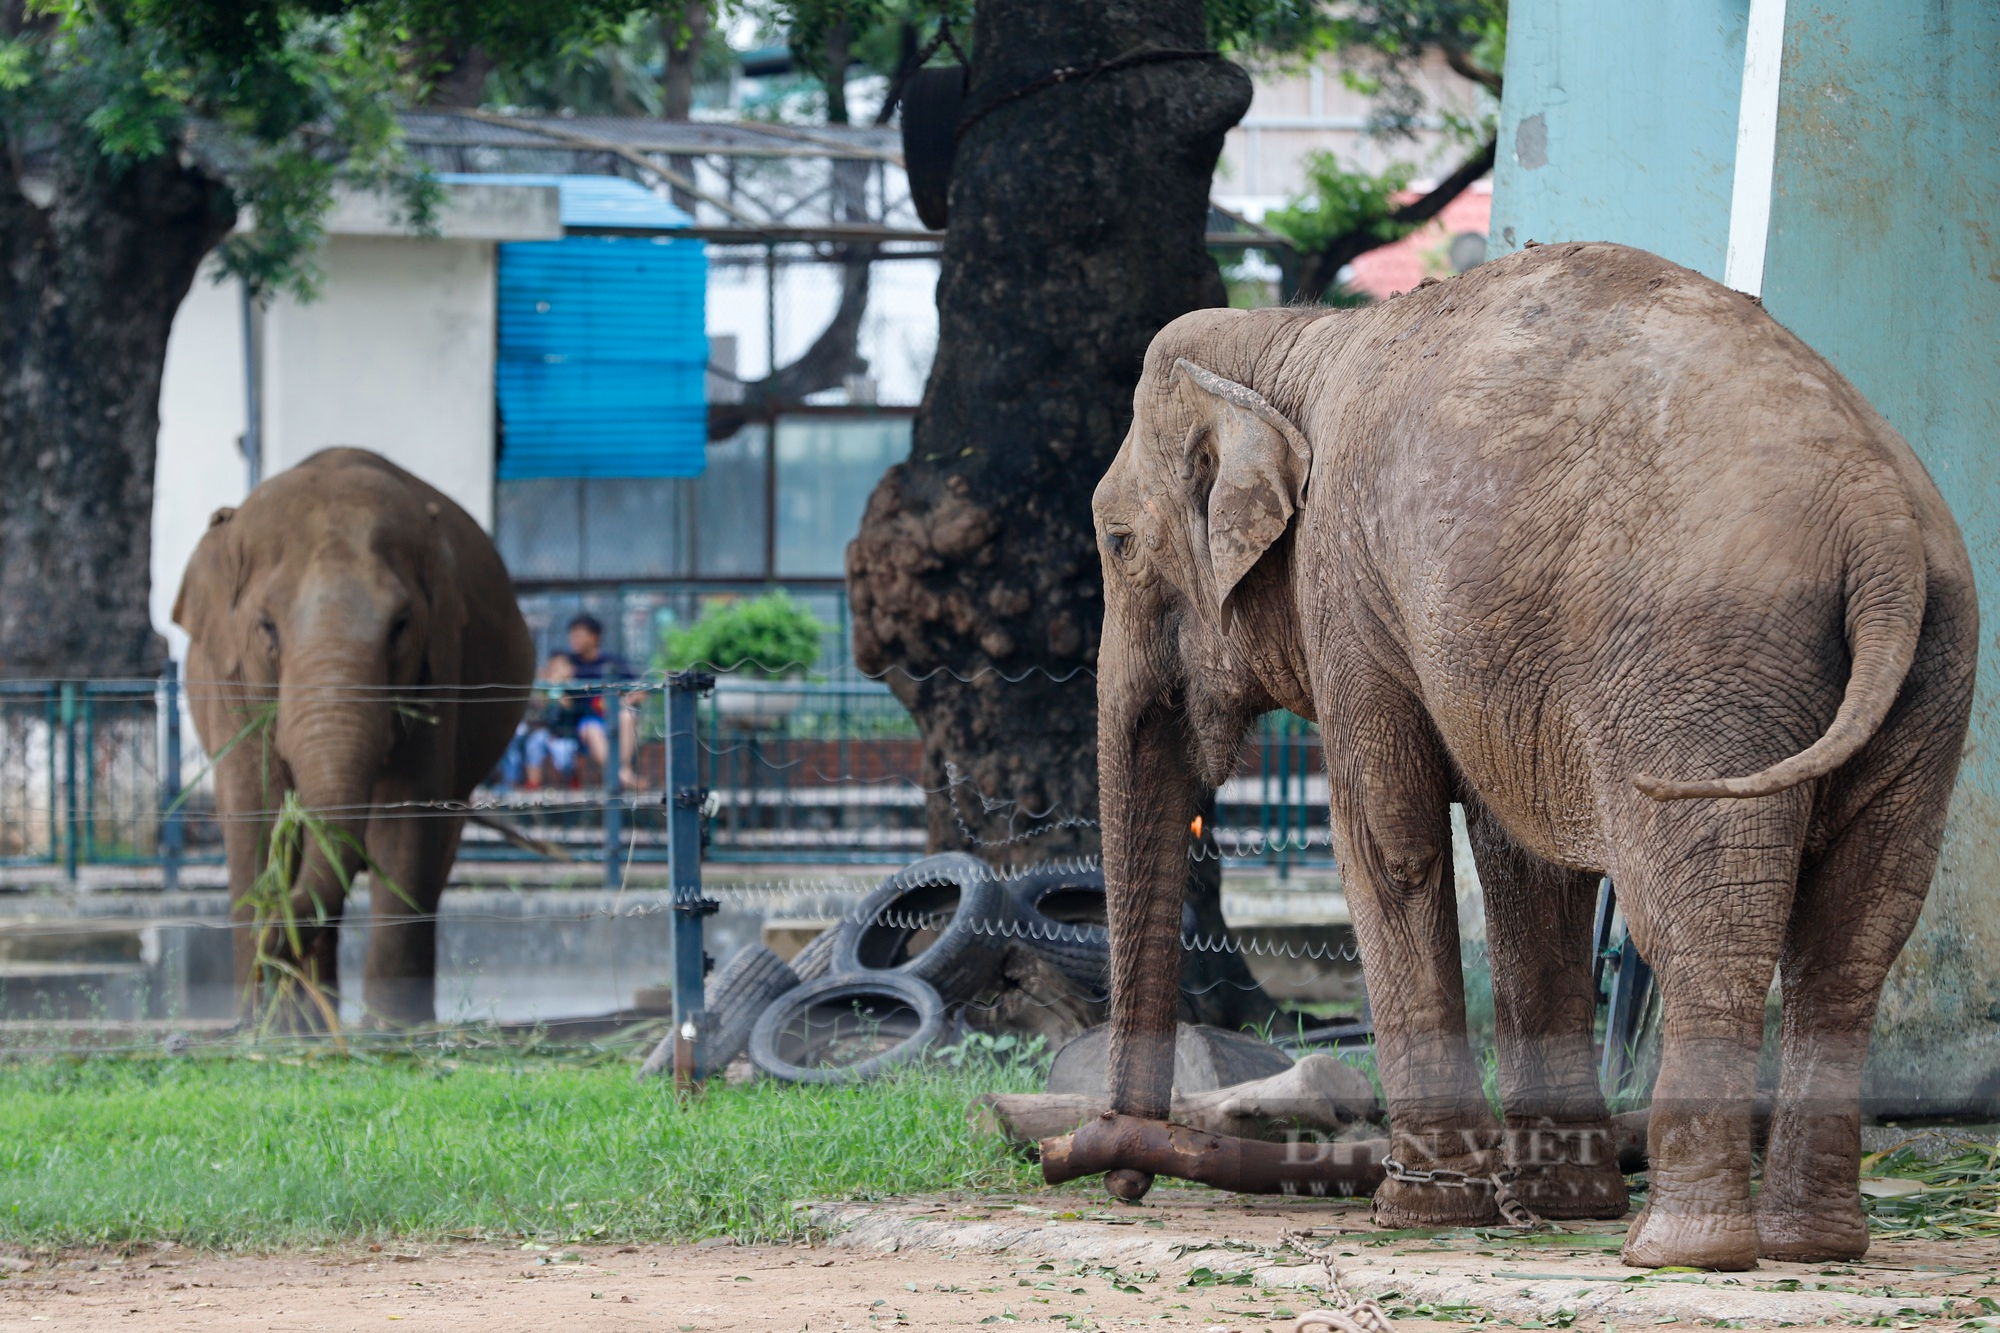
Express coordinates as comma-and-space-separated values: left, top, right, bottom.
1, 659, 1103, 698
0, 884, 1365, 965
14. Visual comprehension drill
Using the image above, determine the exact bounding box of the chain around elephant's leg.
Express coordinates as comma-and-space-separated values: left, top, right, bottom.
1329, 714, 1500, 1229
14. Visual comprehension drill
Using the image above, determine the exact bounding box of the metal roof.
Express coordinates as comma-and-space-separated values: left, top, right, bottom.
438, 172, 692, 231
406, 111, 903, 163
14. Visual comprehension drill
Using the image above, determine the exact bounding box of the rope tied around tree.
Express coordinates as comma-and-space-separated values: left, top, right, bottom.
954, 47, 1223, 143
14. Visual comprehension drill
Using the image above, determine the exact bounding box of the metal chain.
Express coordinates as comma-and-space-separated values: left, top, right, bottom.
1289, 1245, 1397, 1333
1293, 1303, 1395, 1333
1381, 1157, 1545, 1230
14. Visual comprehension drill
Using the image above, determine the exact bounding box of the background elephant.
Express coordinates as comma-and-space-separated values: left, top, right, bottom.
174, 447, 534, 1026
1090, 243, 1975, 1271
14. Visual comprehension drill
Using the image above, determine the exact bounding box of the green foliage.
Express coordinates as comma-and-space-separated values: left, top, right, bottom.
2, 0, 661, 300
1317, 0, 1504, 139
657, 591, 829, 679
3, 2, 443, 300
1858, 1137, 2000, 1242
1204, 0, 1327, 56
1262, 153, 1416, 255
931, 1030, 1049, 1073
484, 5, 740, 117
0, 1054, 1045, 1247
136, 0, 646, 72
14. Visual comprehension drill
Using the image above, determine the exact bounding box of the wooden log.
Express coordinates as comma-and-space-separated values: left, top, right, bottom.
972, 1053, 1378, 1146
1023, 1105, 1746, 1196
970, 1092, 1103, 1144
1041, 1114, 1388, 1196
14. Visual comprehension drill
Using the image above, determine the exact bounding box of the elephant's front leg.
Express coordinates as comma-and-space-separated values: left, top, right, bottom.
360, 775, 457, 1027
1465, 799, 1628, 1220
1330, 712, 1501, 1227
215, 754, 283, 1020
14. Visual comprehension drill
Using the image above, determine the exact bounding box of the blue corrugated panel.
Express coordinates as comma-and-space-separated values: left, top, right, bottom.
497, 234, 709, 479
439, 172, 695, 231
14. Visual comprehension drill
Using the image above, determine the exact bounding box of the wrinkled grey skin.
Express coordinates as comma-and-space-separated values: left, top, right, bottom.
174, 448, 533, 1027
1091, 243, 1975, 1270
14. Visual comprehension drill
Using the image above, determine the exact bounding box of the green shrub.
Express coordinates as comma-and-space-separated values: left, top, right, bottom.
656, 591, 828, 679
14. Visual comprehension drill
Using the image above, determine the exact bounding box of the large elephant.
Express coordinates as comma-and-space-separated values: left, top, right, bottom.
1091, 243, 1975, 1271
174, 448, 534, 1026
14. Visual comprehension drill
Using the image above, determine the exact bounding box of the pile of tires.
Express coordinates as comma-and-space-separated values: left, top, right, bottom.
643, 853, 1111, 1085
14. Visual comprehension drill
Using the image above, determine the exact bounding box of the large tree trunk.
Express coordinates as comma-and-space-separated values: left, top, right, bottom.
0, 145, 233, 678
660, 1, 710, 121
846, 0, 1251, 867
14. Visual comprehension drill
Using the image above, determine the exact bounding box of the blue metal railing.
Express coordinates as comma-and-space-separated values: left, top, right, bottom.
0, 673, 1333, 876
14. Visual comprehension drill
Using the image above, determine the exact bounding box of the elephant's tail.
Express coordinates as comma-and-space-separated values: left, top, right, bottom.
1632, 512, 1928, 802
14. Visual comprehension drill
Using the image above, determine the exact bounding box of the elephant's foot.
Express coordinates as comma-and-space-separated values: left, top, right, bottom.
1510, 1161, 1630, 1220
1755, 1109, 1868, 1261
1506, 1121, 1630, 1221
1755, 1194, 1869, 1262
1621, 1201, 1759, 1271
1371, 1148, 1504, 1228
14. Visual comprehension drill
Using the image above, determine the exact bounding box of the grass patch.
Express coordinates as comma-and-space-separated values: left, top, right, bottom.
0, 1050, 1045, 1250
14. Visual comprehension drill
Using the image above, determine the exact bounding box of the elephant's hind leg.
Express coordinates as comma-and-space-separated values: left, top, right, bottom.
1611, 792, 1808, 1271
1464, 800, 1628, 1221
1757, 744, 1962, 1260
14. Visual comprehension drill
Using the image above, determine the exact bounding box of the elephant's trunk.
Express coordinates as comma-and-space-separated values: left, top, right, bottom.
1099, 694, 1204, 1124
266, 641, 391, 999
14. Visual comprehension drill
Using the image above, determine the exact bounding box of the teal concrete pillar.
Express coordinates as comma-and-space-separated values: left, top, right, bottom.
1492, 1, 2000, 1111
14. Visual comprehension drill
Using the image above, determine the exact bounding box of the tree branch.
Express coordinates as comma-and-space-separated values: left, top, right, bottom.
1441, 43, 1503, 97
1294, 134, 1495, 303
706, 243, 875, 440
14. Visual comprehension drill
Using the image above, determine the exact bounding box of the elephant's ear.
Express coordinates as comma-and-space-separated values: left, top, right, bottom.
172, 511, 247, 678
419, 505, 468, 688
1175, 358, 1311, 610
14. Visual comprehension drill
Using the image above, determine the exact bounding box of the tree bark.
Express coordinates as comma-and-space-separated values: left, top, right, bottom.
820, 21, 852, 127
659, 0, 710, 122
0, 144, 233, 678
847, 0, 1250, 868
1294, 135, 1496, 303
424, 42, 496, 109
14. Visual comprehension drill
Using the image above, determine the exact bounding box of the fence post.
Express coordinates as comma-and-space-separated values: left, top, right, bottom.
1598, 878, 1655, 1100
666, 669, 717, 1087
60, 681, 78, 881
603, 684, 624, 888
160, 663, 184, 891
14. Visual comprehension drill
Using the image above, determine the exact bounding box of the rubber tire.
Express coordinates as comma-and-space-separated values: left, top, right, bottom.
830, 852, 1012, 1005
747, 972, 947, 1085
703, 944, 801, 1071
1002, 866, 1110, 999
788, 926, 840, 982
637, 944, 801, 1080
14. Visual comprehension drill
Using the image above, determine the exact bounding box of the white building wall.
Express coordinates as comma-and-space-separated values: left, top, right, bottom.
151, 257, 249, 663
261, 235, 500, 531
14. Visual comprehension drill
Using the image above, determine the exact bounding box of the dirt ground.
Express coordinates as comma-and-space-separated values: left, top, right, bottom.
0, 1238, 1466, 1333
2, 1192, 1996, 1332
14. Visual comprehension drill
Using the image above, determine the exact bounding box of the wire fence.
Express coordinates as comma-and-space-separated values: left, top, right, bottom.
0, 670, 1334, 876
0, 666, 1375, 1059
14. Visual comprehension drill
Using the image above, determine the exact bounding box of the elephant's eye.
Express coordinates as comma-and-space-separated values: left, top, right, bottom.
1104, 525, 1134, 560
256, 616, 279, 657
388, 615, 410, 650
